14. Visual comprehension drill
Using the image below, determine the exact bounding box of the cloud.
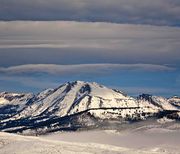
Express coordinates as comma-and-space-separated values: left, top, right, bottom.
0, 21, 180, 67
0, 0, 180, 26
0, 64, 175, 76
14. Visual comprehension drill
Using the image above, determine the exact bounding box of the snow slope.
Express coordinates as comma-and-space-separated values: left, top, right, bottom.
21, 81, 138, 117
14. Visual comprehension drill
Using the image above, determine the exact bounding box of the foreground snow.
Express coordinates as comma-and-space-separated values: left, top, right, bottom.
0, 126, 180, 154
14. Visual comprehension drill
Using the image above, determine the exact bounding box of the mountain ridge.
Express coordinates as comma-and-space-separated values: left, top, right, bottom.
0, 81, 179, 135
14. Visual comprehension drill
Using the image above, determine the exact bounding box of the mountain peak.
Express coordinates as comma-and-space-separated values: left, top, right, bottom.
66, 80, 104, 87
0, 81, 179, 134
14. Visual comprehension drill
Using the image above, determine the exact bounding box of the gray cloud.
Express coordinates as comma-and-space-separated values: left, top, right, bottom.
0, 64, 175, 76
0, 21, 180, 67
0, 0, 180, 26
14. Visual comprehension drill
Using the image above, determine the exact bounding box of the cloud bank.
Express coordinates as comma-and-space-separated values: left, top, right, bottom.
0, 0, 180, 26
0, 21, 180, 67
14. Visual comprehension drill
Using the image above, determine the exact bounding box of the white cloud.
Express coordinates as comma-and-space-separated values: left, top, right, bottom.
0, 21, 180, 40
0, 64, 175, 75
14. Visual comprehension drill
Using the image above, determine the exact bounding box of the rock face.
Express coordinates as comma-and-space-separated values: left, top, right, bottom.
0, 81, 179, 134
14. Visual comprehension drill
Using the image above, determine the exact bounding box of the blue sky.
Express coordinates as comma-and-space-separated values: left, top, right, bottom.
0, 1, 180, 97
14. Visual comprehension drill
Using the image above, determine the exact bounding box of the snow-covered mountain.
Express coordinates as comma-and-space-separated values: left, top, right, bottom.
0, 81, 179, 134
168, 96, 180, 108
